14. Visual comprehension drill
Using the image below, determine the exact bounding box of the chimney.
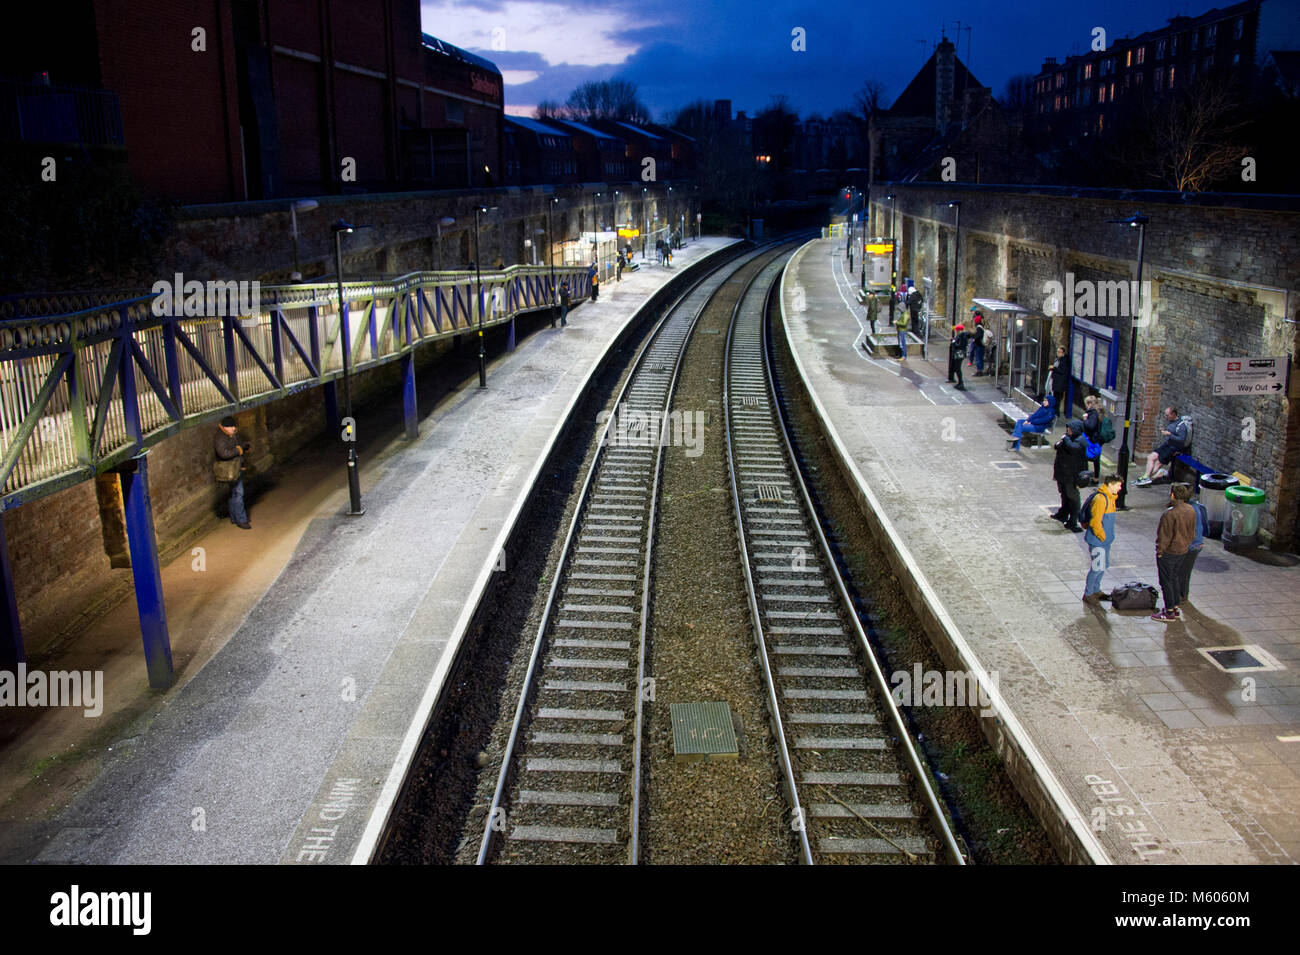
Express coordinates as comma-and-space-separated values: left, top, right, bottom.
935, 36, 956, 134
1042, 56, 1058, 71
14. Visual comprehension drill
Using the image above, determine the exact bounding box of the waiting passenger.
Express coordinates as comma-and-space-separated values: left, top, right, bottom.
213, 416, 251, 530
1052, 419, 1089, 532
1135, 406, 1190, 486
1007, 395, 1056, 450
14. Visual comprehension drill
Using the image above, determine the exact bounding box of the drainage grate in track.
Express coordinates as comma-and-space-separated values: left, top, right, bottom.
992, 461, 1025, 470
741, 396, 761, 408
1198, 645, 1284, 673
755, 483, 785, 503
670, 702, 739, 760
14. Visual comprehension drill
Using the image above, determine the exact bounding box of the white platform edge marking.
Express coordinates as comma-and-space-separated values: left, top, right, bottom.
348, 241, 738, 864
780, 239, 1111, 866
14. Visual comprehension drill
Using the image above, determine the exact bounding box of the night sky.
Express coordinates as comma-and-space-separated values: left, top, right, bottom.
420, 0, 1213, 119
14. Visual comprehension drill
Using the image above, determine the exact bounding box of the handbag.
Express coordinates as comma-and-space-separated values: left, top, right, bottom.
1110, 581, 1159, 611
1075, 469, 1094, 488
1085, 439, 1101, 460
214, 458, 241, 482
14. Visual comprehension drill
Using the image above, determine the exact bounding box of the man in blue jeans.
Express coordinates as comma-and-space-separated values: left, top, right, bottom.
1083, 475, 1123, 604
214, 416, 252, 529
1007, 395, 1056, 450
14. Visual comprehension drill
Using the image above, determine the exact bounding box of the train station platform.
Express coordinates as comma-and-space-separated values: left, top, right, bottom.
782, 238, 1300, 865
0, 236, 738, 865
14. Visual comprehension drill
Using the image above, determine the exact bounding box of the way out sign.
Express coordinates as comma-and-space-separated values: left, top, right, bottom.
1213, 357, 1286, 396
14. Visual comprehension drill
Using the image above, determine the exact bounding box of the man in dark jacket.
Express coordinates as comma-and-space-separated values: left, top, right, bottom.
906, 285, 923, 328
214, 416, 252, 529
1051, 419, 1088, 532
1048, 346, 1070, 414
1152, 483, 1197, 621
947, 323, 970, 390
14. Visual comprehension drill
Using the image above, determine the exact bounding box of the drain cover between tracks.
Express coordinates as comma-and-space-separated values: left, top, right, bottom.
670, 702, 739, 761
755, 483, 786, 503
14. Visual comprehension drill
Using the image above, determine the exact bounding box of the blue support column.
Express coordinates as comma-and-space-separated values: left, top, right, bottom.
507, 317, 516, 352
0, 519, 24, 672
323, 380, 340, 436
402, 353, 418, 440
119, 456, 173, 689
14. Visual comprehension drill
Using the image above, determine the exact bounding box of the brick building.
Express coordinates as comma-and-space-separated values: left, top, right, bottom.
1029, 0, 1290, 144
872, 182, 1300, 548
2, 0, 503, 202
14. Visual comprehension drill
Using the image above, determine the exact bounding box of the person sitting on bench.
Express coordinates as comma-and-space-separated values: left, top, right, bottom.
1135, 406, 1189, 486
1008, 395, 1057, 450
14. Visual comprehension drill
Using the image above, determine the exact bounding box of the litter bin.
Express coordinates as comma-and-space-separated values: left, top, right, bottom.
1223, 485, 1266, 551
1199, 473, 1239, 540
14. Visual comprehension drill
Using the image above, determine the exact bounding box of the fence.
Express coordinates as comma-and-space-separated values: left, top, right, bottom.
0, 263, 590, 509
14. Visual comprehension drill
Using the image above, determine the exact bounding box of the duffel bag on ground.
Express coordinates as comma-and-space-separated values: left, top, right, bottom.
1110, 581, 1159, 611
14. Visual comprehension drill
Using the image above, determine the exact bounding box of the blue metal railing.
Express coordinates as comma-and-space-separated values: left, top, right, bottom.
0, 76, 124, 147
0, 264, 590, 509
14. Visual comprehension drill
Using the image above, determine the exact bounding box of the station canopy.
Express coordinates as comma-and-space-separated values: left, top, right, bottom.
971, 298, 1030, 315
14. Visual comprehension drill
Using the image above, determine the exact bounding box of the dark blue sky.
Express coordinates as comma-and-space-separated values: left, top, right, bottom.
420, 0, 1213, 118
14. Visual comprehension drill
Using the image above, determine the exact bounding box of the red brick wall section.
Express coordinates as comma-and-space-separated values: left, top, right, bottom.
93, 0, 243, 202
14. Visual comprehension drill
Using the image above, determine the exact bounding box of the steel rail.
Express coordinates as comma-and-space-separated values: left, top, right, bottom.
476, 245, 764, 864
721, 246, 816, 865
759, 270, 968, 864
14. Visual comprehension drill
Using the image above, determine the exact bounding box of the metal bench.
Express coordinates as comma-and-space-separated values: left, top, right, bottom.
994, 401, 1051, 448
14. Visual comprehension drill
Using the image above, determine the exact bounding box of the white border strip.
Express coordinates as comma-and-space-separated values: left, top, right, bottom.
779, 239, 1111, 865
349, 241, 736, 863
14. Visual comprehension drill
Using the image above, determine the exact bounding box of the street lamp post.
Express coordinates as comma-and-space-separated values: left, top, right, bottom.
290, 199, 319, 281
548, 197, 559, 327
641, 187, 647, 259
474, 205, 497, 388
948, 199, 962, 331
333, 219, 365, 516
591, 192, 600, 277
885, 193, 897, 325
1109, 213, 1149, 510
436, 216, 455, 273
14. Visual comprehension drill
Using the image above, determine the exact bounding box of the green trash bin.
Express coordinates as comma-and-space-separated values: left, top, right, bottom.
1223, 485, 1266, 551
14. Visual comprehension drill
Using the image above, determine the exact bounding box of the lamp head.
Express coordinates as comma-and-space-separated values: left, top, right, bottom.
293, 199, 319, 213
332, 219, 354, 234
440, 216, 455, 226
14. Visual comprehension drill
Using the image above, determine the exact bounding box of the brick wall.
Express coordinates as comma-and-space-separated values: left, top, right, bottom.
874, 183, 1300, 547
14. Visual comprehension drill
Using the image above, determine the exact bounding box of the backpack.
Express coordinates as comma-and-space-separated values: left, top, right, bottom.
1085, 438, 1101, 460
1178, 415, 1194, 452
1080, 490, 1099, 527
1098, 415, 1115, 443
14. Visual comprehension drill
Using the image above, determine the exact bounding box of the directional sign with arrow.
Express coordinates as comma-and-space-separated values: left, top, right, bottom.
1213, 357, 1287, 396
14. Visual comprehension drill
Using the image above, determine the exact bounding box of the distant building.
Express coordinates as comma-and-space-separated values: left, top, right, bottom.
503, 116, 577, 186
869, 37, 987, 183
1029, 0, 1274, 144
545, 119, 627, 182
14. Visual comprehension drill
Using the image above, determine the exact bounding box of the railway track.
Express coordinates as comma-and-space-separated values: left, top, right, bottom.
723, 255, 967, 865
476, 245, 776, 864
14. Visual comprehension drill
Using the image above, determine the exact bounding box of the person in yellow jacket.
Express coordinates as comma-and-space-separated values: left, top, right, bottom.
1082, 474, 1123, 605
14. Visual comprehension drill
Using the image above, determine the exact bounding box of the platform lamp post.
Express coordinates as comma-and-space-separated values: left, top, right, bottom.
946, 199, 962, 332
547, 197, 559, 326
641, 187, 648, 258
435, 216, 455, 273
1108, 212, 1149, 511
612, 189, 619, 266
590, 192, 600, 276
289, 199, 319, 281
885, 193, 897, 325
332, 219, 369, 516
474, 204, 498, 388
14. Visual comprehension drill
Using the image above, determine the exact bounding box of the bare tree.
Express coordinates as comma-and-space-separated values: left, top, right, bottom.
564, 79, 650, 123
535, 100, 561, 119
1131, 78, 1251, 191
999, 73, 1035, 114
853, 79, 886, 121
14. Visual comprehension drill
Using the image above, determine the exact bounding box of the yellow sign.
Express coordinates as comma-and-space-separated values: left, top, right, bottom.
618, 228, 640, 238
864, 242, 894, 254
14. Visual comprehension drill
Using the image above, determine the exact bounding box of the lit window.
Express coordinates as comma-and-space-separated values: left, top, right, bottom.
1085, 63, 1093, 79
1137, 46, 1146, 64
1098, 85, 1106, 103
1110, 82, 1116, 99
1126, 50, 1132, 67
1168, 65, 1175, 88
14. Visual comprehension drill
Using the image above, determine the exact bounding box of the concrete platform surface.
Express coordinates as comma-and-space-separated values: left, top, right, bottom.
783, 238, 1300, 865
0, 237, 737, 864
